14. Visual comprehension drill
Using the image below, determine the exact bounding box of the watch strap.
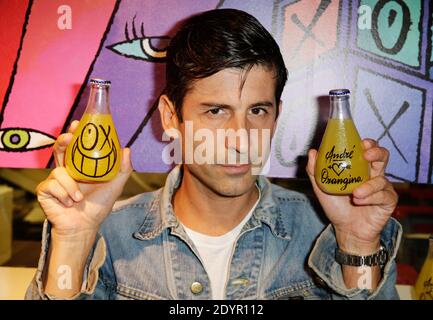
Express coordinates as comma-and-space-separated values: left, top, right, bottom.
335, 244, 388, 268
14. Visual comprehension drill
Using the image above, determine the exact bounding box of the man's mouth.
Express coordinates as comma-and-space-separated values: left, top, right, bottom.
218, 163, 251, 174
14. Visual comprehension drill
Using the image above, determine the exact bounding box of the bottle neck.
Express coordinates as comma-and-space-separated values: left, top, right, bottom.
86, 85, 110, 114
329, 95, 352, 120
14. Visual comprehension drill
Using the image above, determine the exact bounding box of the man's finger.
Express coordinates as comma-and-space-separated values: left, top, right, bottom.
306, 148, 317, 178
52, 121, 79, 167
352, 189, 398, 210
362, 138, 378, 150
38, 179, 75, 207
67, 120, 80, 134
53, 133, 74, 167
50, 167, 83, 202
112, 147, 133, 185
353, 175, 389, 199
305, 148, 330, 199
363, 146, 389, 177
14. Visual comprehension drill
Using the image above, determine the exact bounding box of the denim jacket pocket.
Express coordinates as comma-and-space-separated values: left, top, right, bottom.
115, 284, 167, 300
264, 280, 329, 300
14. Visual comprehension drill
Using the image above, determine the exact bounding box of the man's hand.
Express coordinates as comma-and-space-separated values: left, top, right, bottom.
36, 120, 133, 298
37, 120, 133, 238
306, 138, 398, 255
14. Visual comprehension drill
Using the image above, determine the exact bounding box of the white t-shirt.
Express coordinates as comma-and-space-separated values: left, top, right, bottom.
181, 186, 261, 300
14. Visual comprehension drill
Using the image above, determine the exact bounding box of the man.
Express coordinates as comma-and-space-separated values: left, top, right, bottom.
27, 8, 401, 300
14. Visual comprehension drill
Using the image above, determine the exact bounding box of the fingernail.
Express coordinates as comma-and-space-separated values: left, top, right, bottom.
74, 191, 83, 201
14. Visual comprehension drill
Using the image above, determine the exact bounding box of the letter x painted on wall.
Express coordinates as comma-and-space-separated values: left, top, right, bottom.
282, 0, 339, 69
289, 0, 331, 60
363, 88, 409, 164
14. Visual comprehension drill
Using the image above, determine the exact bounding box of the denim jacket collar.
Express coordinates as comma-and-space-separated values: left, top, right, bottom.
133, 165, 291, 241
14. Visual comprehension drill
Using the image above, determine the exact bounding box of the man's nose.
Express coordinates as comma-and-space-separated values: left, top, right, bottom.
225, 114, 249, 154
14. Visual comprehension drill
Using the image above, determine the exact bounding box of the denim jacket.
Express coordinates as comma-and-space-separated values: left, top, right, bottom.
26, 165, 402, 300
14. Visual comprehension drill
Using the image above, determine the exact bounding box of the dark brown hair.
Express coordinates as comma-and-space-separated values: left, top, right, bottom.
164, 8, 288, 121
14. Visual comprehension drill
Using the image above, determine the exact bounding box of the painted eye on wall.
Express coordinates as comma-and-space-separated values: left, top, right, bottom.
0, 128, 55, 152
108, 36, 170, 62
107, 17, 170, 62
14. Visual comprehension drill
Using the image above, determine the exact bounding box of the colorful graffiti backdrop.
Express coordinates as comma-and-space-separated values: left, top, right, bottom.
0, 0, 431, 183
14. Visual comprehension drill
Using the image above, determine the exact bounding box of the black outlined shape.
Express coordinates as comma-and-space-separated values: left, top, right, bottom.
288, 0, 332, 61
0, 127, 55, 152
107, 14, 170, 63
71, 123, 117, 178
371, 0, 411, 55
363, 87, 408, 163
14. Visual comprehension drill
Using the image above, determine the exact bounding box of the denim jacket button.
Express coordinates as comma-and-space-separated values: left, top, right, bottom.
190, 282, 203, 294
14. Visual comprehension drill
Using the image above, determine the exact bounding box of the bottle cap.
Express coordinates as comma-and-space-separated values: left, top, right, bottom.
90, 78, 111, 86
329, 89, 350, 96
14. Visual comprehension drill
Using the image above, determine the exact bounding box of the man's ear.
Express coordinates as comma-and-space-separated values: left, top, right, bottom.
158, 94, 180, 131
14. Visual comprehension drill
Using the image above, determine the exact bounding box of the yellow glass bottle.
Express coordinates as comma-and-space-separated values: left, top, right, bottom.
315, 89, 369, 195
65, 79, 121, 182
415, 235, 433, 300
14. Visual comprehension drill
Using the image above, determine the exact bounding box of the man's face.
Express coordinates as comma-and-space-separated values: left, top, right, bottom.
177, 65, 279, 197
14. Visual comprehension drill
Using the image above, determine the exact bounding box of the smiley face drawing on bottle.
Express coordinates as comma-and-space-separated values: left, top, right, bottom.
65, 113, 121, 182
71, 121, 117, 177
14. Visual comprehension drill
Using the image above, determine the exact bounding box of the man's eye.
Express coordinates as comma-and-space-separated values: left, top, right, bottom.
207, 108, 224, 115
250, 107, 268, 115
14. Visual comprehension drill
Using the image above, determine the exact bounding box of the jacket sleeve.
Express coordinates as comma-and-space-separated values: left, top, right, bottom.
25, 220, 115, 300
308, 217, 403, 300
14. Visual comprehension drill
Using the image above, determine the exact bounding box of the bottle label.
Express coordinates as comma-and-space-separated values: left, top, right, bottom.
320, 145, 363, 191
314, 118, 370, 194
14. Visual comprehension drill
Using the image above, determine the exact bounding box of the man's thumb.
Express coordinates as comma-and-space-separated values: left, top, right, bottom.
121, 147, 133, 172
306, 149, 327, 198
306, 149, 317, 179
114, 147, 133, 185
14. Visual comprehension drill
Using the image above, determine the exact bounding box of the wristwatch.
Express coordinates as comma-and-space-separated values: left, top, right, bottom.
335, 243, 389, 268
